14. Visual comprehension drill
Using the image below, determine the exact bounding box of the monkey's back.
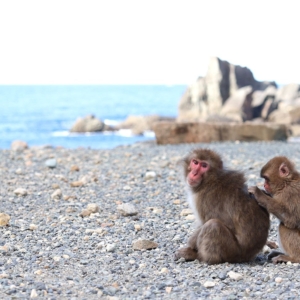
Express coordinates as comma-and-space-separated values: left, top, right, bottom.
195, 169, 270, 258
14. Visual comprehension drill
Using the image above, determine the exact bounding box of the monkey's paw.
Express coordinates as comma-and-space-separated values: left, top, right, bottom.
174, 247, 198, 261
248, 186, 259, 197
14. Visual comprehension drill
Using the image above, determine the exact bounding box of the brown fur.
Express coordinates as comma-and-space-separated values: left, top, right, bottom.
175, 148, 270, 264
248, 156, 300, 263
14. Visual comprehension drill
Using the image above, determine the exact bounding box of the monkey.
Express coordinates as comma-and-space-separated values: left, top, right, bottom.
174, 148, 270, 265
248, 156, 300, 264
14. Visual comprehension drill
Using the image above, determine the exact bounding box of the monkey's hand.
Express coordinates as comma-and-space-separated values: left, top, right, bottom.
248, 186, 269, 208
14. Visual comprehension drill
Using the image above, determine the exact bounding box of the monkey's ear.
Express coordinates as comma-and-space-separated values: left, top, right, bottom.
279, 163, 290, 177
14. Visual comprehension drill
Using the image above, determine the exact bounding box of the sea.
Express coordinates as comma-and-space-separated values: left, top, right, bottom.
0, 85, 187, 149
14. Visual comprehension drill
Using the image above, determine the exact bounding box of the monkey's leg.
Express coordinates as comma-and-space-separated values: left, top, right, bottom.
272, 254, 300, 264
274, 224, 300, 264
174, 227, 201, 261
196, 219, 242, 264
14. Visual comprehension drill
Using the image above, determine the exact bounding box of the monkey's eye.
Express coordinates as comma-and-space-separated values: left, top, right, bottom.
192, 159, 199, 165
201, 162, 208, 168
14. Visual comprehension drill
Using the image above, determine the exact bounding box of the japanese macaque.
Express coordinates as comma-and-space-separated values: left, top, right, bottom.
174, 148, 270, 264
248, 156, 300, 264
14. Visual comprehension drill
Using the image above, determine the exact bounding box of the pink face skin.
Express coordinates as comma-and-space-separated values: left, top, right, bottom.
263, 178, 271, 194
187, 159, 210, 187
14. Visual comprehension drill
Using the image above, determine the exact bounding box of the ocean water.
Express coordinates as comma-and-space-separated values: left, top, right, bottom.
0, 85, 186, 149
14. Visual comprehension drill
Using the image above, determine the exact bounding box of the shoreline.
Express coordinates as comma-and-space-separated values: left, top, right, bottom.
0, 141, 300, 298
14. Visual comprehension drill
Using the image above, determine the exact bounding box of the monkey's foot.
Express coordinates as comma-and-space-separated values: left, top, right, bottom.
266, 240, 278, 249
267, 250, 284, 261
174, 247, 198, 261
272, 254, 300, 264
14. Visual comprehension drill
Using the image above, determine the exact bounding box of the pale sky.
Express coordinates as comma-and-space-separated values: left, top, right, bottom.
0, 0, 299, 85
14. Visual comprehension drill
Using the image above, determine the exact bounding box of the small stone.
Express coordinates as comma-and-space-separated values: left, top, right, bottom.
0, 213, 10, 226
180, 208, 193, 216
129, 259, 136, 264
106, 243, 116, 252
52, 184, 60, 189
132, 239, 158, 250
70, 181, 84, 187
145, 171, 157, 180
228, 271, 243, 281
123, 185, 131, 191
53, 256, 60, 262
14, 188, 28, 196
117, 203, 138, 216
80, 209, 92, 217
262, 245, 271, 254
51, 189, 62, 200
70, 165, 80, 171
173, 200, 181, 205
134, 224, 142, 231
275, 277, 282, 283
203, 281, 216, 288
45, 159, 57, 168
11, 140, 28, 152
186, 215, 195, 221
15, 168, 23, 175
34, 270, 42, 275
87, 203, 100, 213
160, 267, 169, 273
62, 255, 70, 260
29, 224, 37, 231
166, 286, 172, 293
30, 289, 38, 298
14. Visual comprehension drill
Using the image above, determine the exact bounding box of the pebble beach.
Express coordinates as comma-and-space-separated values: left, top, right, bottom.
0, 141, 300, 299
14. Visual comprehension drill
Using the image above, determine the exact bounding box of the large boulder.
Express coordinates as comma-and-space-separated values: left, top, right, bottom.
70, 115, 105, 132
116, 115, 175, 135
219, 86, 253, 122
152, 121, 288, 144
178, 57, 276, 121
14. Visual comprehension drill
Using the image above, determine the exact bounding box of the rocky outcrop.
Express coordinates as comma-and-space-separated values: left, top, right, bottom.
152, 121, 288, 144
116, 115, 175, 135
178, 57, 276, 122
70, 115, 105, 133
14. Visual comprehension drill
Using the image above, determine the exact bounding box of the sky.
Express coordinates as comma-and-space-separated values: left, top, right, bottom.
0, 0, 299, 85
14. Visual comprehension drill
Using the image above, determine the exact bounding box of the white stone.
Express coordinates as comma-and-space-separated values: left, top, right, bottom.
30, 289, 38, 298
228, 271, 243, 281
145, 171, 157, 180
203, 281, 216, 288
106, 243, 116, 252
14, 188, 28, 196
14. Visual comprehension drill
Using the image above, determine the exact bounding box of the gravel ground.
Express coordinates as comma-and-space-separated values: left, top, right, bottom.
0, 141, 300, 299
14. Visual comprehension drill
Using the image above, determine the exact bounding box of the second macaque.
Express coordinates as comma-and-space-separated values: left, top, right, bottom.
248, 156, 300, 263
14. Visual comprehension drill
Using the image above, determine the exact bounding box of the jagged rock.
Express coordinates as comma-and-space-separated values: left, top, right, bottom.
70, 114, 104, 132
178, 57, 276, 121
116, 114, 174, 135
276, 83, 300, 103
268, 105, 300, 124
153, 121, 288, 144
220, 86, 253, 122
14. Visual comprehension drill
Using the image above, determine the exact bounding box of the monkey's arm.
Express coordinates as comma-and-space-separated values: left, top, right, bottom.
248, 186, 300, 229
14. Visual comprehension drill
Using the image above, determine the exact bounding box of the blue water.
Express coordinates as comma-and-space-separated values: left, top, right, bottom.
0, 85, 186, 149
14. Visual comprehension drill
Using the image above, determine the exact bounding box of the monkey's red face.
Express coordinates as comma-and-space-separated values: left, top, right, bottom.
187, 159, 210, 187
263, 177, 272, 194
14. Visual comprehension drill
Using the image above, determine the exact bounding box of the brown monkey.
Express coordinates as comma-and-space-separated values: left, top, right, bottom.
174, 148, 270, 264
248, 156, 300, 264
